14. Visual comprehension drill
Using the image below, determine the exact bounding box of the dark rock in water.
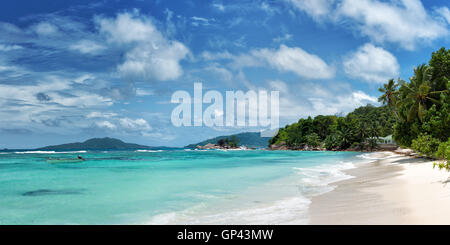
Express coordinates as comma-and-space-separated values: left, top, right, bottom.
22, 189, 85, 196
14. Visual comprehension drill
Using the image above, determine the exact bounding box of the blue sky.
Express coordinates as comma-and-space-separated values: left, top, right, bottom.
0, 0, 449, 148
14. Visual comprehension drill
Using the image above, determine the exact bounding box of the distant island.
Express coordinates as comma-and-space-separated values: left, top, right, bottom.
37, 137, 163, 151
185, 132, 272, 149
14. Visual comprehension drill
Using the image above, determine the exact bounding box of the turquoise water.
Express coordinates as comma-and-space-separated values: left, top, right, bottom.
0, 150, 367, 225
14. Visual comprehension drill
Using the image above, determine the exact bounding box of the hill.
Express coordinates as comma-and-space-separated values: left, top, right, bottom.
185, 132, 271, 149
37, 137, 155, 151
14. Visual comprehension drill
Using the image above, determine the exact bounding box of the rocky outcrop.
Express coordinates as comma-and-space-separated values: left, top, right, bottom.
196, 143, 244, 150
269, 142, 289, 150
269, 143, 325, 151
394, 147, 416, 156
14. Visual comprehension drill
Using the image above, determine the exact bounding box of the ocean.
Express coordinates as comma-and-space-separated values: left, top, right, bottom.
0, 149, 371, 225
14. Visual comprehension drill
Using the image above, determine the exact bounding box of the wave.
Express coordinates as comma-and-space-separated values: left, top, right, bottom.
146, 196, 311, 225
293, 161, 356, 196
146, 159, 359, 225
356, 152, 397, 161
135, 150, 163, 153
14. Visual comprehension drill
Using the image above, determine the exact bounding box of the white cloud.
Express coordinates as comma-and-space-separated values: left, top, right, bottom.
70, 40, 105, 54
337, 0, 448, 50
343, 43, 399, 83
33, 22, 58, 36
73, 74, 95, 84
135, 88, 154, 96
260, 1, 280, 16
266, 80, 379, 121
287, 0, 449, 50
250, 45, 335, 79
91, 115, 153, 135
436, 7, 450, 24
87, 112, 118, 119
96, 11, 189, 81
273, 33, 292, 43
119, 118, 151, 131
212, 3, 225, 12
0, 44, 23, 51
286, 0, 335, 20
96, 121, 117, 130
191, 16, 215, 26
203, 45, 334, 79
308, 90, 378, 116
204, 64, 234, 82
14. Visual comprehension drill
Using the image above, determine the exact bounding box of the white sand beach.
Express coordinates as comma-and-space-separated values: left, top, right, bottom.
309, 152, 450, 225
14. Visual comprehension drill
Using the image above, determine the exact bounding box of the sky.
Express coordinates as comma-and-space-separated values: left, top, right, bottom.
0, 0, 449, 148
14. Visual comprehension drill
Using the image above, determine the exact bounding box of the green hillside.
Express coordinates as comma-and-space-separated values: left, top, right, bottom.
37, 137, 152, 150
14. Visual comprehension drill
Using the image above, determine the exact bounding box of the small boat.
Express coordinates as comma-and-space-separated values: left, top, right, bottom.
46, 158, 84, 164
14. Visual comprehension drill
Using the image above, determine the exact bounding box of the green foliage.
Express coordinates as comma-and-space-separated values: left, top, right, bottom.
38, 137, 152, 150
436, 139, 450, 161
434, 139, 450, 171
324, 132, 343, 150
306, 133, 321, 148
379, 47, 449, 163
411, 134, 441, 158
271, 47, 449, 159
270, 105, 393, 150
187, 132, 271, 148
228, 135, 239, 147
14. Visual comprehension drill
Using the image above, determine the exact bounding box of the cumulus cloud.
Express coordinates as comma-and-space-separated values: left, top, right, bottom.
251, 45, 335, 79
202, 45, 334, 79
0, 75, 113, 130
96, 11, 189, 81
119, 118, 151, 131
90, 113, 152, 135
343, 43, 399, 83
287, 0, 449, 50
267, 80, 379, 121
338, 0, 448, 50
96, 121, 117, 130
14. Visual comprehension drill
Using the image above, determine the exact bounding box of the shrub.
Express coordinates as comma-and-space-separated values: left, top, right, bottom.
411, 134, 441, 158
324, 133, 342, 150
306, 133, 321, 148
434, 139, 450, 171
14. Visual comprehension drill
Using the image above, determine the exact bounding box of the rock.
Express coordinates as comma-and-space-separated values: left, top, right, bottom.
269, 143, 289, 150
395, 147, 414, 156
196, 143, 242, 150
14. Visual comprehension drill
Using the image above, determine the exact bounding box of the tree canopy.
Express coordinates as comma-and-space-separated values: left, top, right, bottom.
270, 47, 449, 166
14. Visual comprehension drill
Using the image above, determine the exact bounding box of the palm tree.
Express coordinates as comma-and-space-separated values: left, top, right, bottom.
402, 65, 447, 122
340, 127, 353, 149
378, 79, 399, 107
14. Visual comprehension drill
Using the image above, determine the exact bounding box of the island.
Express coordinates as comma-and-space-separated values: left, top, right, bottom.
36, 137, 164, 151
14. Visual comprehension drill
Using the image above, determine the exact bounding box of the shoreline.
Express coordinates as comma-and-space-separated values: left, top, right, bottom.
308, 152, 450, 225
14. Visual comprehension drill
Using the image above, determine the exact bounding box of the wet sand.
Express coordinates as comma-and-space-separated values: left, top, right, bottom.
309, 152, 450, 225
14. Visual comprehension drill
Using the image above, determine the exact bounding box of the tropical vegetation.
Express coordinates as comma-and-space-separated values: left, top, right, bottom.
269, 105, 395, 151
383, 48, 449, 169
270, 47, 449, 169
